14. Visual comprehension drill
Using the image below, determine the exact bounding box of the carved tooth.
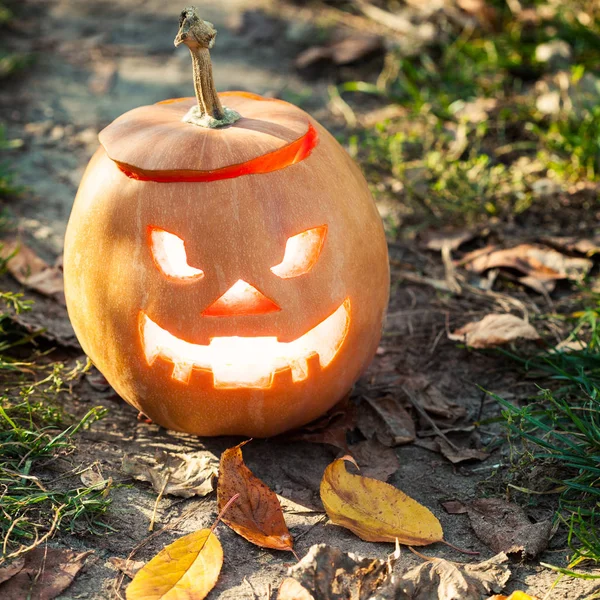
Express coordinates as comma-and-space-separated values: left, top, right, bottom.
172, 362, 193, 383
289, 358, 309, 382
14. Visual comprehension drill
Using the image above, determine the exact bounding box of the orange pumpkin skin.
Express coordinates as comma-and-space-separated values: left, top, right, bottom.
64, 93, 389, 437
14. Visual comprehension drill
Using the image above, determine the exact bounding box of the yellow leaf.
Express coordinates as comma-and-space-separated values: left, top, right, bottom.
320, 455, 443, 545
126, 529, 222, 600
488, 592, 538, 600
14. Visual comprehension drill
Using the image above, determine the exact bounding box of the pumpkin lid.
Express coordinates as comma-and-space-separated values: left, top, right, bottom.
98, 7, 317, 180
98, 93, 311, 174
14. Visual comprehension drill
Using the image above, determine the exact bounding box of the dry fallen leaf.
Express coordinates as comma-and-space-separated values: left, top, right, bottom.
435, 437, 490, 464
320, 456, 443, 545
399, 374, 466, 422
0, 240, 65, 303
0, 558, 25, 585
399, 553, 511, 600
449, 314, 540, 349
217, 441, 293, 552
0, 548, 92, 600
278, 544, 511, 600
126, 529, 222, 600
285, 394, 354, 450
541, 235, 600, 257
357, 395, 416, 447
349, 439, 400, 481
467, 498, 552, 559
295, 34, 383, 69
277, 544, 398, 600
460, 244, 592, 283
108, 557, 145, 579
122, 450, 217, 498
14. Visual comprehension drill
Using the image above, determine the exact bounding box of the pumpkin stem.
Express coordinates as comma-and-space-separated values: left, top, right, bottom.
174, 7, 240, 128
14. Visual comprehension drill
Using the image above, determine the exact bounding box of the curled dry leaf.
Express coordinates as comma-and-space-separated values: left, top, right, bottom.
0, 548, 92, 600
278, 544, 511, 600
0, 240, 65, 303
460, 244, 592, 282
122, 450, 217, 498
541, 235, 600, 256
126, 529, 222, 600
217, 441, 293, 552
320, 456, 443, 545
277, 544, 399, 600
399, 552, 511, 600
467, 498, 552, 559
449, 314, 539, 349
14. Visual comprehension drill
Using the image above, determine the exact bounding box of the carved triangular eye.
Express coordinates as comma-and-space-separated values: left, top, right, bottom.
149, 227, 204, 281
271, 225, 327, 279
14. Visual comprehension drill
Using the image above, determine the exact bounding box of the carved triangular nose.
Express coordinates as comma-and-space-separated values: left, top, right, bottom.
202, 279, 280, 317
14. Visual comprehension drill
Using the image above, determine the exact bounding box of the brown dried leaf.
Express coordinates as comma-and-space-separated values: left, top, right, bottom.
277, 544, 399, 600
278, 544, 511, 600
217, 441, 293, 552
460, 244, 592, 282
449, 314, 540, 349
295, 34, 383, 68
435, 437, 490, 464
320, 456, 443, 545
541, 235, 600, 256
467, 498, 553, 559
357, 395, 415, 446
108, 557, 144, 579
285, 395, 353, 450
121, 450, 217, 498
0, 240, 65, 303
349, 439, 400, 481
442, 500, 468, 514
0, 548, 92, 600
400, 374, 466, 421
399, 553, 510, 599
0, 558, 25, 585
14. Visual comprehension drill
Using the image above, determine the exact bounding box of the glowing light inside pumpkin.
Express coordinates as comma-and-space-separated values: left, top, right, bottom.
140, 299, 350, 388
202, 279, 280, 316
271, 226, 327, 278
150, 228, 204, 280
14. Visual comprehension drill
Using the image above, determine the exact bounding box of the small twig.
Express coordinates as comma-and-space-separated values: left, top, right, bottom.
440, 539, 480, 556
148, 474, 170, 532
211, 493, 239, 533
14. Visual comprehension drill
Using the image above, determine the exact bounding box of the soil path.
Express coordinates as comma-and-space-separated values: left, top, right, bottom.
2, 0, 599, 598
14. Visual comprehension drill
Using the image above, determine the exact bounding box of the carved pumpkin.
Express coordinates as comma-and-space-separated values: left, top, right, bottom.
63, 7, 389, 437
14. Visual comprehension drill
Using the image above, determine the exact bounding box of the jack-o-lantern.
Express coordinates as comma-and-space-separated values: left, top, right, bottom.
63, 7, 389, 437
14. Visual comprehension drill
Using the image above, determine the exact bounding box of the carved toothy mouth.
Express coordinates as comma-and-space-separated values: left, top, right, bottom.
140, 299, 350, 389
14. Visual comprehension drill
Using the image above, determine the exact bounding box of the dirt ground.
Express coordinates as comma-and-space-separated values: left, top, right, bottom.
2, 0, 600, 598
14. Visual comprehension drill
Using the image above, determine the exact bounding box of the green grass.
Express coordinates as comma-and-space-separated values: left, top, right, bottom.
493, 301, 600, 570
339, 1, 600, 229
0, 248, 112, 562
